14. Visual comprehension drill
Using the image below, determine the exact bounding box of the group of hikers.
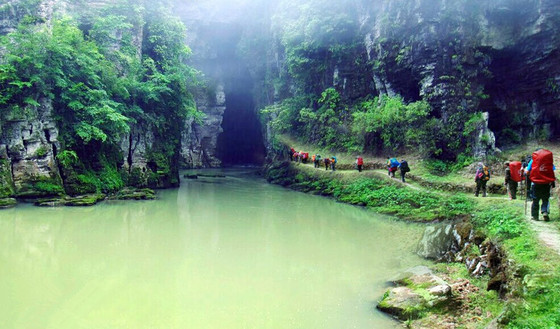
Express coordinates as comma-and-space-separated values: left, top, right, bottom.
476, 148, 556, 221
290, 149, 338, 171
290, 146, 557, 221
386, 157, 410, 183
289, 148, 411, 181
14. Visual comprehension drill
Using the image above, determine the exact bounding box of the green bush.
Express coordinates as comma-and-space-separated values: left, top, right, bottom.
35, 145, 48, 158
472, 205, 525, 239
34, 181, 65, 195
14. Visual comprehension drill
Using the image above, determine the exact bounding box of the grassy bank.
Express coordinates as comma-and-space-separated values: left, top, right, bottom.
264, 160, 560, 328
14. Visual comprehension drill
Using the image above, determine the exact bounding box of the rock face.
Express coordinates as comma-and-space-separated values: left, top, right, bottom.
417, 221, 508, 294
181, 85, 225, 168
359, 0, 560, 152
0, 100, 63, 199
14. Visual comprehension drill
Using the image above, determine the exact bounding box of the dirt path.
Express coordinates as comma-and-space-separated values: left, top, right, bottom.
525, 212, 560, 254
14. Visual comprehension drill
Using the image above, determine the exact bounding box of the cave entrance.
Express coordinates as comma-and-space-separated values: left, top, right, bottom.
216, 73, 266, 166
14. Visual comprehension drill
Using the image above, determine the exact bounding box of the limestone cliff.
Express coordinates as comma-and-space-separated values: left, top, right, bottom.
181, 85, 225, 168
359, 0, 560, 151
0, 1, 64, 198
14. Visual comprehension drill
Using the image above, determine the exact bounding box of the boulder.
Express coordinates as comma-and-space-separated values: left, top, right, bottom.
108, 188, 156, 201
377, 287, 426, 320
378, 266, 453, 320
417, 224, 456, 260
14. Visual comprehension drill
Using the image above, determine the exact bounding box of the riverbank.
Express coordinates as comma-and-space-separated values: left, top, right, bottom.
0, 187, 157, 208
264, 159, 560, 328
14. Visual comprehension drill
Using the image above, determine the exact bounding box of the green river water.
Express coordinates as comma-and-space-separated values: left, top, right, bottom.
0, 169, 427, 329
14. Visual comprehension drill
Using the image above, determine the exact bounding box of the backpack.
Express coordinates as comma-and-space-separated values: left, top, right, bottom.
390, 158, 399, 168
357, 157, 363, 166
400, 161, 410, 173
509, 161, 522, 182
483, 167, 490, 181
475, 168, 484, 181
530, 149, 556, 184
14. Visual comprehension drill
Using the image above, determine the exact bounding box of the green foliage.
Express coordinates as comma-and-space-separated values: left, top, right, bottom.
0, 18, 131, 146
34, 145, 48, 158
34, 180, 65, 195
17, 176, 64, 197
273, 0, 360, 93
262, 92, 437, 154
65, 160, 123, 195
472, 204, 525, 239
352, 95, 435, 153
1, 3, 201, 192
424, 154, 473, 175
56, 150, 79, 169
266, 164, 474, 221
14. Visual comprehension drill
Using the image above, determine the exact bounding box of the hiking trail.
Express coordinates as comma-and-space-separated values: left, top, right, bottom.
295, 160, 560, 255
526, 215, 560, 255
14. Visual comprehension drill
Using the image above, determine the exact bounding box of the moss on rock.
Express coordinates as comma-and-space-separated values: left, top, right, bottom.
0, 198, 17, 209
0, 159, 15, 198
64, 194, 106, 207
109, 188, 156, 200
16, 175, 65, 198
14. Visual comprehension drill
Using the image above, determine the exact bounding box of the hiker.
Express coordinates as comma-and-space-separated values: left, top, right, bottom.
528, 149, 556, 221
315, 154, 322, 168
504, 161, 522, 200
522, 159, 534, 199
387, 157, 399, 178
311, 154, 316, 166
301, 152, 309, 164
356, 156, 364, 172
290, 148, 296, 161
293, 151, 300, 163
331, 156, 337, 171
399, 159, 410, 183
324, 157, 331, 170
474, 163, 490, 197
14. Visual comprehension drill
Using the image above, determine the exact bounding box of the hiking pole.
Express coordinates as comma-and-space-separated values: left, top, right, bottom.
524, 182, 528, 216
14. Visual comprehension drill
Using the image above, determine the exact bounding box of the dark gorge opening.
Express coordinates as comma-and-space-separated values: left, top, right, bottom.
216, 73, 266, 166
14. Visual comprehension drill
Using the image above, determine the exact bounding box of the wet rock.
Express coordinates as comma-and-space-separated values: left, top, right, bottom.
0, 198, 17, 209
34, 194, 107, 207
378, 266, 452, 320
197, 173, 226, 178
34, 197, 66, 207
109, 188, 156, 201
377, 287, 426, 320
64, 194, 106, 207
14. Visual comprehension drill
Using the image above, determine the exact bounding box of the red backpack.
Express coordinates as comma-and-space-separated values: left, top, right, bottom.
357, 157, 363, 165
529, 149, 556, 184
509, 161, 522, 182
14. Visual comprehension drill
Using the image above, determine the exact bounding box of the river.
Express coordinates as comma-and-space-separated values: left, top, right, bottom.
0, 168, 427, 329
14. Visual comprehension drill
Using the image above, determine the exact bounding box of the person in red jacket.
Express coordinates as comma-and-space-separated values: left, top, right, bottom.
528, 149, 556, 221
356, 156, 364, 172
504, 161, 522, 200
